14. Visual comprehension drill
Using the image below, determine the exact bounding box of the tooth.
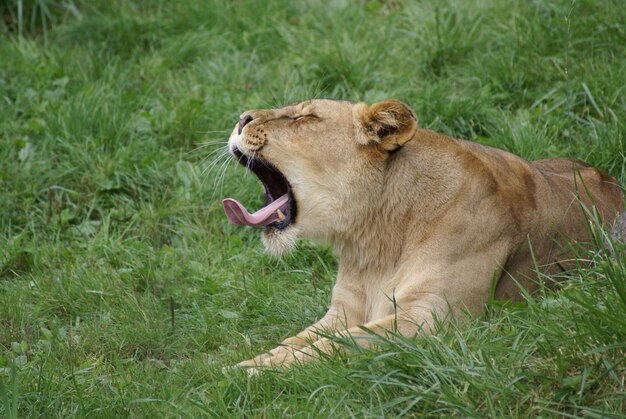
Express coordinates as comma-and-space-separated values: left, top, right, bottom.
277, 209, 285, 221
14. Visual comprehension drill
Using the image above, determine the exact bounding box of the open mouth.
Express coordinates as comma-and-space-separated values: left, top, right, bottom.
222, 148, 296, 230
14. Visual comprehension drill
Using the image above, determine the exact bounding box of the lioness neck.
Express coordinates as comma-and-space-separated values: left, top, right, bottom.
335, 130, 465, 272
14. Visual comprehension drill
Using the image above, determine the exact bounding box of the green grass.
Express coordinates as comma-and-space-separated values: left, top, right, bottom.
1, 0, 625, 416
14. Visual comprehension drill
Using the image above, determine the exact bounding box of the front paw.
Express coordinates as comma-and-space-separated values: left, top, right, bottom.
236, 351, 272, 369
234, 345, 299, 371
230, 361, 262, 376
263, 345, 319, 369
232, 339, 321, 373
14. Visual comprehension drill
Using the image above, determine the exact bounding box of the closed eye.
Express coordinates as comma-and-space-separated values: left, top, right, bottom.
292, 114, 319, 122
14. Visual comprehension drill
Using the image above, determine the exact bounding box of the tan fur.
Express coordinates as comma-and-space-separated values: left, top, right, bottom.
227, 99, 625, 371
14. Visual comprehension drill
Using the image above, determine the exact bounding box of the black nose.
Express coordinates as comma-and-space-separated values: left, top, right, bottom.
238, 115, 254, 135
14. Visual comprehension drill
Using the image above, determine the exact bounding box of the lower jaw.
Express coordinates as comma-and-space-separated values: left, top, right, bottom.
261, 224, 299, 255
265, 222, 290, 231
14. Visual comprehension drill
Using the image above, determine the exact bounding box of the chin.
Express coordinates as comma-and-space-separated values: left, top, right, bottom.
261, 225, 300, 256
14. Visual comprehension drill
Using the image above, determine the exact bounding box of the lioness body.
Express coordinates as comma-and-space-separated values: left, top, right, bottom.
225, 99, 624, 369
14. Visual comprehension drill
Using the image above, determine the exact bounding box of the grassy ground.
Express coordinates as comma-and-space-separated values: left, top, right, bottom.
1, 0, 625, 416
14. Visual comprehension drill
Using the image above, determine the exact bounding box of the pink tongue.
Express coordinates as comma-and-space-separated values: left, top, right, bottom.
223, 194, 289, 227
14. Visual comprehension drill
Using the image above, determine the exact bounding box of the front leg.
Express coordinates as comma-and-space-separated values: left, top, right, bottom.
237, 275, 364, 368
248, 257, 503, 369
238, 235, 510, 370
252, 304, 441, 369
236, 311, 346, 369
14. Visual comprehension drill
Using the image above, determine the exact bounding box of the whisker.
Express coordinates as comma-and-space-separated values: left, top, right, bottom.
194, 129, 230, 135
258, 158, 271, 170
197, 151, 229, 170
201, 148, 231, 178
214, 156, 236, 198
186, 140, 229, 155
203, 157, 231, 200
246, 151, 257, 170
197, 139, 229, 146
204, 146, 230, 158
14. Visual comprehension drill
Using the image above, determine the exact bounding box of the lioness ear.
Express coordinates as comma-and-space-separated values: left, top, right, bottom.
355, 99, 418, 151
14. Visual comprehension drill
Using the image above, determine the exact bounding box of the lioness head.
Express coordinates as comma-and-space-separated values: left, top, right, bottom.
224, 99, 418, 254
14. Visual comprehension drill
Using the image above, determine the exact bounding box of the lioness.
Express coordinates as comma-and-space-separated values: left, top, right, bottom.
222, 99, 625, 370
